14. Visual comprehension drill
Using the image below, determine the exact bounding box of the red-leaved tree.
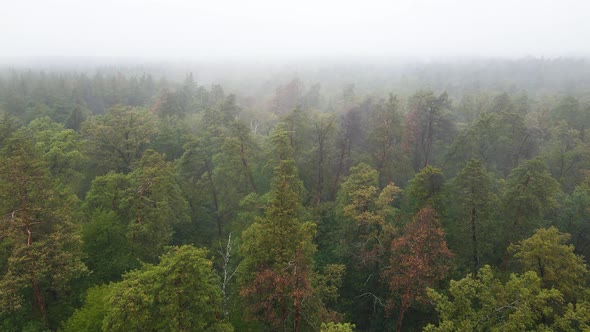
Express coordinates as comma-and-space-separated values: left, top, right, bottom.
382, 207, 454, 332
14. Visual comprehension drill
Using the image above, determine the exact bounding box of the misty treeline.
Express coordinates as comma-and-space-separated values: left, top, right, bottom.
0, 58, 590, 331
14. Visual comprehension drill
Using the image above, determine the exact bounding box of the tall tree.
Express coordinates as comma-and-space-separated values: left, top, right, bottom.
425, 265, 563, 331
406, 165, 445, 213
502, 157, 560, 241
82, 105, 157, 173
509, 227, 588, 303
452, 159, 495, 273
83, 150, 189, 264
405, 90, 454, 169
103, 245, 231, 332
311, 114, 335, 204
239, 125, 317, 331
368, 94, 404, 186
382, 207, 453, 332
0, 131, 87, 328
27, 117, 87, 193
335, 162, 401, 330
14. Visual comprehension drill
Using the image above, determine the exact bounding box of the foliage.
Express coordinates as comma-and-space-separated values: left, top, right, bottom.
451, 159, 496, 273
2, 65, 590, 331
424, 265, 563, 331
406, 165, 445, 213
0, 130, 87, 329
103, 245, 229, 331
321, 322, 356, 332
61, 285, 111, 332
82, 105, 157, 173
239, 125, 319, 331
502, 157, 561, 240
383, 207, 454, 332
509, 227, 588, 302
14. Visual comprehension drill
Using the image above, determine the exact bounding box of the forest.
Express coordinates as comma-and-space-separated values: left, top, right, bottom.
1, 57, 590, 331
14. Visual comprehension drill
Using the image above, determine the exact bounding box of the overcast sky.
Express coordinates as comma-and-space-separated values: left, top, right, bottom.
1, 0, 589, 60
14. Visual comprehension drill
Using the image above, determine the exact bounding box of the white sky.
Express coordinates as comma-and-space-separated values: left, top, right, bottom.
1, 0, 589, 59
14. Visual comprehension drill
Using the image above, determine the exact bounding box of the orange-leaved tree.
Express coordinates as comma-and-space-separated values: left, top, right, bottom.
382, 207, 453, 332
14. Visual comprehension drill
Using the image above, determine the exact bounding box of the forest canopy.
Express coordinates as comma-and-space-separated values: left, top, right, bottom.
1, 58, 590, 331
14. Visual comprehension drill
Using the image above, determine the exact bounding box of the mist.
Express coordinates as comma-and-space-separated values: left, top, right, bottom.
2, 0, 589, 60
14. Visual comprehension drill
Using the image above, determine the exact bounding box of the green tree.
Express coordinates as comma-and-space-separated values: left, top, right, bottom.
509, 227, 588, 302
83, 150, 189, 265
367, 94, 404, 186
554, 178, 590, 259
405, 90, 454, 169
0, 131, 87, 328
502, 157, 560, 241
406, 165, 445, 213
27, 117, 87, 193
61, 285, 112, 332
337, 163, 400, 267
127, 150, 190, 262
239, 126, 317, 331
552, 96, 590, 141
424, 265, 563, 332
82, 105, 157, 173
321, 322, 356, 332
334, 163, 401, 330
103, 245, 230, 332
81, 210, 134, 284
452, 159, 496, 273
543, 121, 590, 191
447, 106, 536, 177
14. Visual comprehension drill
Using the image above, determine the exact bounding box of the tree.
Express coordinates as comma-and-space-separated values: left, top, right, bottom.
406, 165, 445, 213
61, 285, 111, 332
127, 150, 190, 262
337, 163, 400, 267
554, 178, 590, 259
452, 159, 495, 274
446, 106, 536, 177
405, 90, 454, 169
367, 94, 404, 186
0, 131, 87, 328
424, 265, 563, 332
552, 96, 590, 141
543, 121, 590, 191
103, 245, 231, 332
509, 227, 588, 302
311, 113, 335, 204
382, 207, 453, 332
239, 125, 317, 331
272, 78, 303, 115
330, 108, 363, 200
321, 322, 356, 332
81, 210, 134, 284
502, 157, 560, 241
82, 105, 157, 173
27, 117, 87, 193
83, 150, 189, 264
335, 163, 401, 330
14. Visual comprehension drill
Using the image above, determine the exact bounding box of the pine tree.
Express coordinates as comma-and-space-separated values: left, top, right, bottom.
239, 125, 316, 331
0, 131, 87, 328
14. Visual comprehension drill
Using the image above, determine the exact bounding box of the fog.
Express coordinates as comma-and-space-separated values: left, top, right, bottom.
2, 0, 589, 60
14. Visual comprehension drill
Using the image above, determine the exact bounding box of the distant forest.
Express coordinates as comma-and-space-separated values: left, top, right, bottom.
1, 57, 589, 331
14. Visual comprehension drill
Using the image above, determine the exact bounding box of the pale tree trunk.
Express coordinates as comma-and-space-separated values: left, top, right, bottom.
217, 233, 236, 319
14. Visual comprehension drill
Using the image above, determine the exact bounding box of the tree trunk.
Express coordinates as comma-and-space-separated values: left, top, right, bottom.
396, 298, 409, 332
240, 140, 257, 193
471, 207, 479, 274
316, 136, 324, 205
204, 159, 222, 236
32, 280, 47, 321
